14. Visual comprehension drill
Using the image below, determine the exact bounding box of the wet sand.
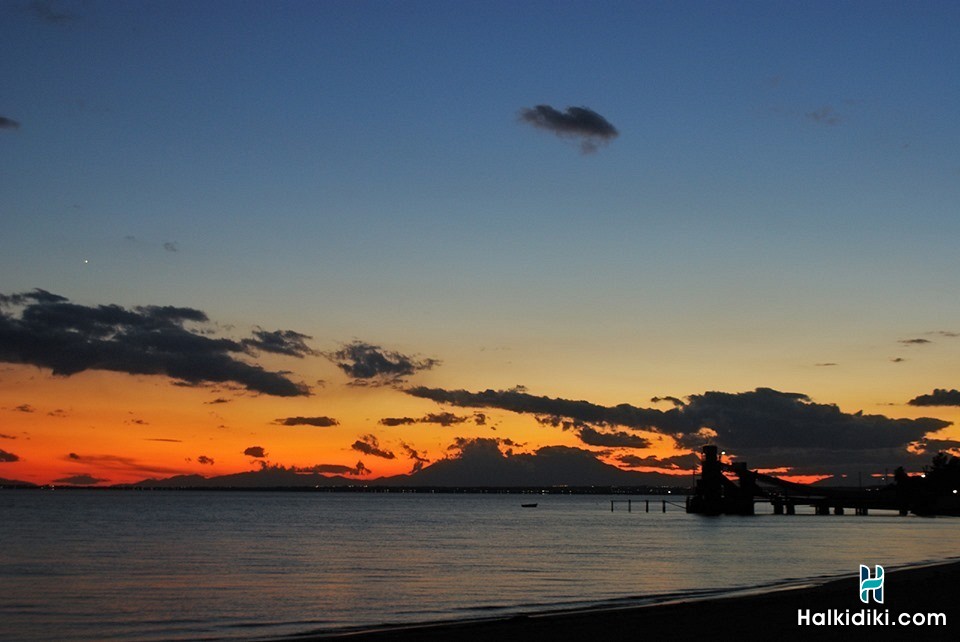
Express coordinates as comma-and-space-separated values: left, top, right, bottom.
288, 560, 960, 641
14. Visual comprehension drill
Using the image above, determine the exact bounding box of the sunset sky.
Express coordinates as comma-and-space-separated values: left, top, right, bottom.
2, 0, 960, 486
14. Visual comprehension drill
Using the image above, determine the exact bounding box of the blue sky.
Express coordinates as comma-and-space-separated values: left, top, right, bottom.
2, 1, 960, 483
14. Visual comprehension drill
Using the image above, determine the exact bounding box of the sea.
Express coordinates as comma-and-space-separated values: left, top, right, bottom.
2, 490, 958, 641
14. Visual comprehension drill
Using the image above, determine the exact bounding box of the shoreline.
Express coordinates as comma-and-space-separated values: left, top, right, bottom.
280, 559, 960, 641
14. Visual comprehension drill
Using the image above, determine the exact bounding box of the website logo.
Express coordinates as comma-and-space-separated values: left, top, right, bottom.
859, 564, 884, 604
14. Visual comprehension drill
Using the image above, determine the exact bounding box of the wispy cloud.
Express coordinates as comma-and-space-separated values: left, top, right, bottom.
0, 116, 20, 130
26, 1, 80, 24
806, 105, 841, 126
0, 449, 20, 462
54, 474, 106, 485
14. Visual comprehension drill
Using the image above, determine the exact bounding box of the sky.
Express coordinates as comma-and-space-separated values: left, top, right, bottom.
2, 0, 960, 486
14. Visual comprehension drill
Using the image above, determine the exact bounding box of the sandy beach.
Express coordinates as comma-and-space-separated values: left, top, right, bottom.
289, 560, 960, 641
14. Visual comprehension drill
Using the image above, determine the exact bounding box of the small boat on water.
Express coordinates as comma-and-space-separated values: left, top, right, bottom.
521, 503, 538, 508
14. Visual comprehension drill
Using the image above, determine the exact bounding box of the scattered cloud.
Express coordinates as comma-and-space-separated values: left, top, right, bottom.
618, 453, 701, 470
145, 438, 182, 443
351, 434, 395, 459
275, 415, 339, 427
324, 340, 439, 386
54, 474, 106, 485
899, 338, 931, 346
294, 461, 370, 475
162, 242, 179, 253
196, 455, 214, 465
806, 105, 841, 126
205, 397, 231, 405
909, 389, 960, 407
243, 329, 318, 358
814, 362, 838, 367
651, 396, 685, 407
378, 412, 475, 427
243, 446, 267, 458
0, 433, 16, 440
0, 449, 20, 462
0, 289, 311, 397
421, 412, 469, 426
519, 105, 618, 152
11, 404, 35, 413
400, 442, 430, 473
576, 426, 651, 449
407, 386, 951, 474
891, 357, 906, 363
0, 116, 21, 130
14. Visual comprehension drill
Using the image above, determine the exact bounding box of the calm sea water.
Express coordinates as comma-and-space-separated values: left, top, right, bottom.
1, 490, 958, 641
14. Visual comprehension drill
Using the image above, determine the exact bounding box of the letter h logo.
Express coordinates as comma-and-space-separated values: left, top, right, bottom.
859, 565, 884, 604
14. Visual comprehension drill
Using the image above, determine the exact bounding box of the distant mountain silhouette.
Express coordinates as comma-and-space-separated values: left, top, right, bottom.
127, 469, 359, 488
382, 441, 684, 487
126, 440, 689, 489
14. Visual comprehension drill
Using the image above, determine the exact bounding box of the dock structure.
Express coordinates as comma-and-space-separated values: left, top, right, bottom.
686, 445, 907, 516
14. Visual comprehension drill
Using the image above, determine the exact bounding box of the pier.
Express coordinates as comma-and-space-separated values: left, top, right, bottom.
686, 445, 906, 516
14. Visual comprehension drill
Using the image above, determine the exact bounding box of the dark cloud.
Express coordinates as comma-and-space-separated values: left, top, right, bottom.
806, 105, 841, 126
0, 433, 16, 440
54, 474, 106, 485
145, 438, 181, 443
378, 412, 471, 427
324, 340, 439, 385
294, 461, 370, 475
275, 416, 339, 427
0, 116, 21, 130
351, 434, 395, 459
0, 289, 67, 306
814, 362, 838, 367
519, 105, 618, 152
651, 396, 685, 407
244, 446, 267, 458
407, 386, 950, 474
618, 453, 701, 470
243, 329, 318, 358
12, 404, 35, 413
197, 455, 215, 465
206, 397, 231, 405
909, 389, 960, 407
421, 412, 469, 427
899, 338, 932, 346
406, 386, 669, 430
891, 357, 906, 363
0, 289, 311, 397
400, 442, 430, 473
162, 242, 179, 253
0, 449, 19, 462
473, 412, 487, 426
68, 452, 80, 459
930, 331, 960, 338
576, 426, 651, 449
